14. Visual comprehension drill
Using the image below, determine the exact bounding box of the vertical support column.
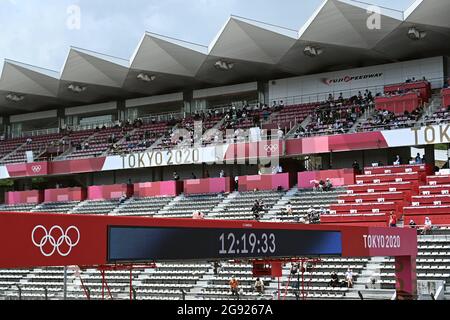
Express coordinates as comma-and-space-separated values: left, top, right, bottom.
183, 90, 193, 115
321, 153, 332, 170
101, 270, 105, 300
57, 108, 65, 131
424, 144, 435, 170
117, 100, 126, 122
395, 255, 417, 300
257, 81, 268, 106
130, 268, 133, 301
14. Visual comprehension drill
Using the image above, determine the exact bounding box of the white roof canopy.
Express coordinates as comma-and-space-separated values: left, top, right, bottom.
0, 0, 449, 115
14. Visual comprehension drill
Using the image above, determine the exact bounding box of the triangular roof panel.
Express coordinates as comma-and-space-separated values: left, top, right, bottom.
299, 0, 403, 49
208, 17, 297, 65
405, 0, 450, 29
61, 48, 129, 87
0, 61, 59, 97
130, 33, 207, 77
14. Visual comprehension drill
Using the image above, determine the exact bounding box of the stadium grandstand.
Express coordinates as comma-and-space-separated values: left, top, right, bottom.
1, 0, 450, 302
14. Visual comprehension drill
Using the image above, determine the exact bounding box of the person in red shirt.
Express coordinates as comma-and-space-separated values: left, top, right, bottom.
229, 276, 240, 299
389, 212, 397, 228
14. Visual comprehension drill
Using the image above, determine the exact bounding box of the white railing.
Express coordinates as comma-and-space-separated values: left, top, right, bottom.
15, 128, 60, 138
140, 111, 185, 124
68, 120, 116, 132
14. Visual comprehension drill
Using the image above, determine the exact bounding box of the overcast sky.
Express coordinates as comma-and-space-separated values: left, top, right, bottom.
0, 0, 415, 72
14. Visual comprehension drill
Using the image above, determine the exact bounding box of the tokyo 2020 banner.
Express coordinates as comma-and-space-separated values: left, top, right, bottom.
0, 125, 449, 180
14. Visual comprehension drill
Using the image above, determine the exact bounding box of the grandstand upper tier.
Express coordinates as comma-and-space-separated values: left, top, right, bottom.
0, 0, 449, 181
0, 0, 449, 116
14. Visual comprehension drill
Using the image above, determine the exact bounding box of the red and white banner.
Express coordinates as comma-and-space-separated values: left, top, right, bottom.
0, 124, 449, 181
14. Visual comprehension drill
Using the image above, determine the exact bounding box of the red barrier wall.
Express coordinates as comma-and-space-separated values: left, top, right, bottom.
6, 190, 44, 205
44, 187, 86, 203
134, 181, 183, 198
6, 161, 49, 178
298, 169, 356, 189
364, 164, 432, 176
184, 177, 232, 195
321, 214, 388, 227
384, 81, 431, 102
0, 213, 417, 299
87, 184, 133, 200
375, 93, 422, 115
238, 173, 295, 192
442, 88, 450, 107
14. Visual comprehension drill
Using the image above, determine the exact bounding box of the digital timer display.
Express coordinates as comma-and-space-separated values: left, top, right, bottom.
107, 226, 342, 262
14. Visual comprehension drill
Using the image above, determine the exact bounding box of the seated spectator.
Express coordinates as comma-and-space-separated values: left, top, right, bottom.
393, 155, 401, 166
173, 171, 180, 181
328, 93, 334, 102
422, 217, 433, 235
277, 127, 284, 139
254, 278, 265, 295
368, 276, 377, 289
219, 169, 225, 178
191, 172, 197, 179
192, 211, 205, 220
119, 193, 128, 205
284, 202, 293, 216
329, 272, 340, 288
318, 180, 325, 192
415, 153, 422, 164
311, 180, 320, 191
229, 276, 240, 299
324, 178, 333, 191
345, 269, 354, 288
389, 212, 397, 228
409, 220, 417, 229
252, 200, 266, 220
213, 261, 221, 275
353, 160, 361, 173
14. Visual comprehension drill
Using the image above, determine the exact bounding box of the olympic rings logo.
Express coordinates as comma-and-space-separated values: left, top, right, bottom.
31, 165, 42, 173
31, 225, 80, 257
264, 145, 279, 153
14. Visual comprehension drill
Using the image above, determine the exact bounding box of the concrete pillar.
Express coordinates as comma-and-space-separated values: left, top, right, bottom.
424, 145, 435, 168
57, 108, 65, 130
117, 100, 126, 121
321, 153, 332, 170
183, 90, 193, 115
395, 256, 417, 300
257, 81, 268, 106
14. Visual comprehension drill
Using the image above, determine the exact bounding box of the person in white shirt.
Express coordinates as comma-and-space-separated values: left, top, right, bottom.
119, 193, 128, 205
285, 202, 293, 216
254, 278, 265, 294
277, 128, 284, 139
422, 217, 433, 235
345, 269, 354, 288
192, 211, 205, 220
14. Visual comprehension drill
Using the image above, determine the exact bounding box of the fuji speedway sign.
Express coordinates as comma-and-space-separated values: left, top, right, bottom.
323, 72, 383, 85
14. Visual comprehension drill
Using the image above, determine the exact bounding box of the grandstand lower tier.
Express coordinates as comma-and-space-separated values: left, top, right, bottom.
0, 234, 449, 300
